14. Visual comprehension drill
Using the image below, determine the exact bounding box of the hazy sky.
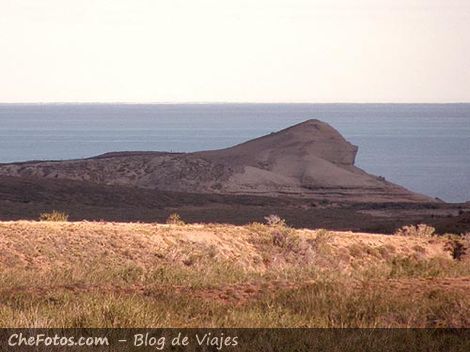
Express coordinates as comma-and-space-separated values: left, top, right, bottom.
1, 0, 469, 103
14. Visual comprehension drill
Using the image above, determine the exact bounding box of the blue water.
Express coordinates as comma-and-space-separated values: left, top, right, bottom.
0, 103, 469, 203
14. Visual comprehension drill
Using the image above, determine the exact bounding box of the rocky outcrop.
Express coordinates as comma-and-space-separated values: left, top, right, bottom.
0, 120, 436, 203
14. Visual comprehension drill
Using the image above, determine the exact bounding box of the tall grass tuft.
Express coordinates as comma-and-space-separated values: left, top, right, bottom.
166, 213, 185, 225
39, 210, 69, 222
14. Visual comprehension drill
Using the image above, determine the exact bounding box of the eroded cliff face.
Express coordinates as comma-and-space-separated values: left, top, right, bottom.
0, 120, 436, 203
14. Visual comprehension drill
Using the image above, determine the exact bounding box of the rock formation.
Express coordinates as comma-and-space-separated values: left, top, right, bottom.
0, 119, 436, 203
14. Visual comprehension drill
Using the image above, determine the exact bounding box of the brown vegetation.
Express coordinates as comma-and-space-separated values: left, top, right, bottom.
0, 221, 468, 327
39, 210, 69, 222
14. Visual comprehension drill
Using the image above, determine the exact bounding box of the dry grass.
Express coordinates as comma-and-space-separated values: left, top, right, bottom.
0, 221, 469, 328
166, 213, 185, 225
394, 224, 436, 237
39, 210, 69, 222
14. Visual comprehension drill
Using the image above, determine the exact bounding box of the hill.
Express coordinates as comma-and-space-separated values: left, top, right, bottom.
0, 220, 468, 327
0, 120, 435, 203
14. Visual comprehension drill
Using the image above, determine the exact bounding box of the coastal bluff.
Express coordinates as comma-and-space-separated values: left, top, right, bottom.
0, 119, 435, 203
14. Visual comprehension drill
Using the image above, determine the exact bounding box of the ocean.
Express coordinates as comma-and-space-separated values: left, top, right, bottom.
0, 103, 469, 203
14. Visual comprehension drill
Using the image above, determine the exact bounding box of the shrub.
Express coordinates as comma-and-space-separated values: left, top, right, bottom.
247, 222, 268, 234
166, 213, 185, 225
310, 229, 333, 251
264, 214, 286, 227
272, 230, 288, 247
39, 210, 69, 222
348, 243, 367, 258
271, 229, 305, 253
394, 224, 436, 237
377, 244, 395, 260
315, 229, 331, 241
444, 234, 469, 261
388, 257, 450, 278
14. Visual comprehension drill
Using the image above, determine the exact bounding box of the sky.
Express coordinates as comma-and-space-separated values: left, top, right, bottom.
0, 0, 469, 103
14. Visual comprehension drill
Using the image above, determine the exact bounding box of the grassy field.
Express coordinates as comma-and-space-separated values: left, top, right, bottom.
0, 220, 469, 327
